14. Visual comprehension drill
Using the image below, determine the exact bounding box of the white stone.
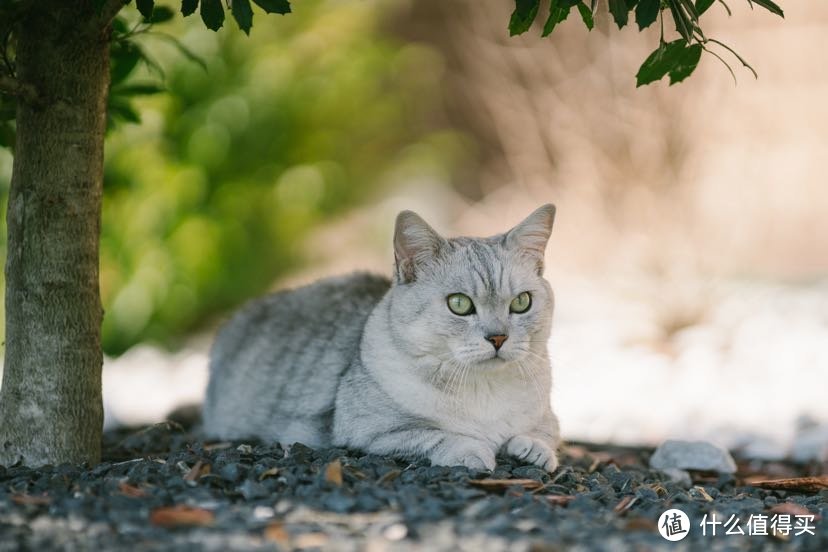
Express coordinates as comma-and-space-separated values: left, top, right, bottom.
650, 440, 737, 473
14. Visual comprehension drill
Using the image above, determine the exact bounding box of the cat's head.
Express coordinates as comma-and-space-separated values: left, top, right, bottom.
388, 204, 556, 369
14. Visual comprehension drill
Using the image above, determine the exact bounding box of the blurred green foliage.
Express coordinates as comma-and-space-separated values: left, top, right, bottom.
0, 0, 464, 355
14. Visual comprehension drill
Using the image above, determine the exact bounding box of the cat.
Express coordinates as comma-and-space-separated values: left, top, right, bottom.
203, 204, 561, 471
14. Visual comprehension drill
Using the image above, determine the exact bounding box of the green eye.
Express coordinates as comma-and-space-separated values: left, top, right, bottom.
510, 291, 532, 314
447, 293, 475, 316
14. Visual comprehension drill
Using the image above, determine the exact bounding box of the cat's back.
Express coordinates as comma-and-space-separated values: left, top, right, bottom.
204, 272, 390, 445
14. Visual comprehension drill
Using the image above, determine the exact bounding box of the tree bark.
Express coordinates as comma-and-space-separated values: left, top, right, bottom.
0, 2, 111, 466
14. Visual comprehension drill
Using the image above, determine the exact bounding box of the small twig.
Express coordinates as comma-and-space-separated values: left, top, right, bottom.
146, 32, 208, 71
708, 37, 758, 78
702, 45, 737, 84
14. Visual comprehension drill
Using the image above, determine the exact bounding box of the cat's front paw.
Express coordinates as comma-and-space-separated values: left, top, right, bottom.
506, 435, 559, 472
431, 439, 496, 471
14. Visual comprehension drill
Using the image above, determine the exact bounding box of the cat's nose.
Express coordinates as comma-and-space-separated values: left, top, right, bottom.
486, 334, 508, 351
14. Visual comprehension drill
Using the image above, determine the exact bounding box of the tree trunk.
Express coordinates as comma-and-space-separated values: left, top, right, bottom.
0, 2, 110, 466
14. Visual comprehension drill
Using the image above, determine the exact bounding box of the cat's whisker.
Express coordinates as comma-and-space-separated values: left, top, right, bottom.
520, 349, 549, 363
516, 357, 546, 406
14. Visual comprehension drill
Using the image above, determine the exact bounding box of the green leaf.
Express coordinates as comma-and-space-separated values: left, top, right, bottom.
200, 0, 225, 31
667, 0, 693, 41
149, 6, 174, 23
542, 0, 571, 36
111, 16, 129, 36
108, 98, 141, 124
636, 39, 702, 86
181, 0, 198, 17
136, 0, 154, 20
0, 101, 16, 122
637, 42, 675, 87
231, 0, 254, 34
110, 42, 142, 85
0, 122, 15, 150
635, 0, 660, 29
131, 44, 165, 78
716, 0, 733, 15
608, 0, 630, 28
576, 2, 594, 30
695, 0, 715, 15
668, 43, 702, 84
751, 0, 784, 17
678, 0, 700, 21
252, 0, 292, 14
509, 0, 540, 36
111, 83, 165, 96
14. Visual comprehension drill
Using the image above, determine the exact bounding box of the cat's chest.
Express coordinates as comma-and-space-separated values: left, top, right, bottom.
373, 358, 548, 443
434, 379, 544, 442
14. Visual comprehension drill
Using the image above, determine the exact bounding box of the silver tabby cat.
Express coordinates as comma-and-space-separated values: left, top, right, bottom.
204, 204, 561, 471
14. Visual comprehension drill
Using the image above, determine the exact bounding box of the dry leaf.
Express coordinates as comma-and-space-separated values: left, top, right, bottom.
613, 495, 637, 514
11, 493, 51, 506
769, 502, 821, 519
470, 479, 544, 491
150, 505, 215, 527
692, 486, 714, 501
625, 517, 657, 531
264, 522, 290, 545
747, 476, 828, 493
294, 533, 329, 549
203, 441, 233, 451
345, 467, 368, 480
118, 482, 147, 498
183, 460, 210, 482
545, 494, 575, 506
377, 469, 401, 485
563, 445, 591, 459
258, 466, 280, 481
324, 459, 343, 486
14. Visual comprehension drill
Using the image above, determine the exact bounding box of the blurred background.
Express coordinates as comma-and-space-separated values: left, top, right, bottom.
0, 0, 825, 459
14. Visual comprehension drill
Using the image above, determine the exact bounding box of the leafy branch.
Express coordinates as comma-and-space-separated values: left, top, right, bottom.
106, 0, 293, 127
509, 0, 784, 86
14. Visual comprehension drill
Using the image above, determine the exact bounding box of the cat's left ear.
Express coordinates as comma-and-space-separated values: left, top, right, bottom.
504, 204, 556, 275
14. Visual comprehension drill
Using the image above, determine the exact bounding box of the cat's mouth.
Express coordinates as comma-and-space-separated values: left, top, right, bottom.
471, 351, 511, 366
451, 346, 523, 366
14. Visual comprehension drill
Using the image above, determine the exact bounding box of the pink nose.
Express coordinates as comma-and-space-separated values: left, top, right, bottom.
486, 334, 508, 350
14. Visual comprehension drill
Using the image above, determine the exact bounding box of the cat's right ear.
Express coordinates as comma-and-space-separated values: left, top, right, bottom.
504, 203, 556, 275
394, 210, 444, 283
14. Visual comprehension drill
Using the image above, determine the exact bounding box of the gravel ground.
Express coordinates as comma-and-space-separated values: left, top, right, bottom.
0, 422, 825, 551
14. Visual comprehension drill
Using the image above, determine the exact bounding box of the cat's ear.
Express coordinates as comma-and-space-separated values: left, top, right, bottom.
504, 204, 556, 275
394, 210, 445, 283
